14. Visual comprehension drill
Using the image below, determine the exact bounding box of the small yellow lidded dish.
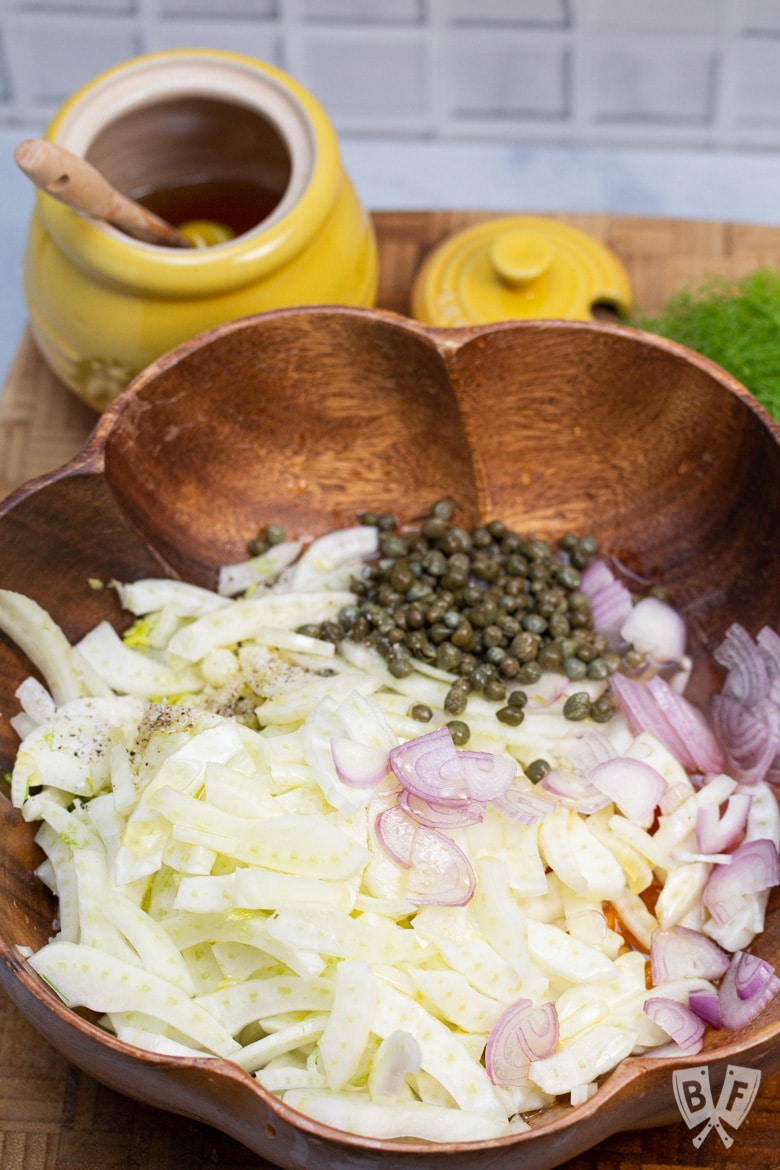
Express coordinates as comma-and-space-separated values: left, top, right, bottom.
22, 50, 379, 410
411, 216, 633, 327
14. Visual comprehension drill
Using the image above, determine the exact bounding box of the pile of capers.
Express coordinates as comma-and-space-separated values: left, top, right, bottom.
291, 500, 647, 730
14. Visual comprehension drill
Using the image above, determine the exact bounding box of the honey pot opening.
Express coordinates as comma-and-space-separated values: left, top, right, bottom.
85, 95, 293, 241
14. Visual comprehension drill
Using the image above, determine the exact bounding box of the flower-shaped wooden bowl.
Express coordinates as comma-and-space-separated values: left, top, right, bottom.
1, 306, 780, 1169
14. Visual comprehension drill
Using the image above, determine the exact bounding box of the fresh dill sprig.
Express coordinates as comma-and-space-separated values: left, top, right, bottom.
634, 268, 780, 422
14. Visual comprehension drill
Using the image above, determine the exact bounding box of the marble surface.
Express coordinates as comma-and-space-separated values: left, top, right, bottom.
3, 126, 780, 386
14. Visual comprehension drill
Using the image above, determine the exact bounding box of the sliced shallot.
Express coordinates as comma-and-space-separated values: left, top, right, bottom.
485, 999, 559, 1086
710, 693, 780, 787
610, 673, 696, 771
646, 676, 724, 775
540, 768, 611, 814
620, 596, 686, 664
733, 950, 775, 1001
695, 791, 752, 855
643, 996, 705, 1052
579, 559, 633, 641
715, 622, 771, 705
374, 805, 476, 907
649, 925, 730, 985
405, 824, 476, 907
688, 987, 722, 1029
330, 737, 389, 789
703, 837, 780, 925
388, 726, 469, 806
588, 756, 666, 828
454, 750, 516, 802
719, 950, 780, 1030
396, 788, 486, 829
492, 781, 558, 825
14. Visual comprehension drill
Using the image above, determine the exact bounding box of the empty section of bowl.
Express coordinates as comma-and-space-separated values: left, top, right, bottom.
101, 309, 479, 583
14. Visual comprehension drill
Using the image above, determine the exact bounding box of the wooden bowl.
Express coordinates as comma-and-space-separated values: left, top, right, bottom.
1, 305, 780, 1169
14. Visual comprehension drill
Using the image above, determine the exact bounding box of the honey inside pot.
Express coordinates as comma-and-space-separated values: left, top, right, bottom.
86, 94, 293, 248
133, 176, 285, 246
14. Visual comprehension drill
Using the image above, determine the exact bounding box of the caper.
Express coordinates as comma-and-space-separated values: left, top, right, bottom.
508, 688, 528, 708
591, 693, 615, 722
548, 613, 571, 639
406, 581, 433, 602
526, 538, 552, 562
556, 564, 581, 590
575, 641, 597, 663
522, 613, 548, 636
438, 527, 472, 554
432, 498, 456, 520
586, 657, 610, 680
348, 616, 371, 641
319, 620, 343, 643
511, 632, 540, 662
447, 720, 471, 745
537, 642, 563, 670
517, 661, 543, 685
444, 681, 469, 715
562, 656, 588, 681
421, 516, 448, 541
469, 664, 493, 693
381, 535, 407, 558
390, 559, 414, 593
300, 501, 667, 732
496, 705, 524, 726
483, 625, 505, 648
485, 678, 507, 702
451, 619, 474, 648
525, 758, 551, 782
388, 653, 414, 678
498, 655, 520, 677
472, 558, 500, 583
429, 622, 452, 645
265, 524, 286, 546
436, 642, 463, 672
506, 553, 529, 577
409, 703, 433, 722
563, 691, 591, 720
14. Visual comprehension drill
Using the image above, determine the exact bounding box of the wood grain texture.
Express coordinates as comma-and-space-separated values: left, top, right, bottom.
2, 210, 780, 1169
6, 210, 780, 500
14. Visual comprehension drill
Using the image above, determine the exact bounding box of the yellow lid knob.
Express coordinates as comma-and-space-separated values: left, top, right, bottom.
411, 216, 633, 326
489, 229, 553, 285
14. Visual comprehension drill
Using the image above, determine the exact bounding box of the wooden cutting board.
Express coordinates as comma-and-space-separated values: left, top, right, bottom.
2, 210, 780, 1169
5, 209, 780, 500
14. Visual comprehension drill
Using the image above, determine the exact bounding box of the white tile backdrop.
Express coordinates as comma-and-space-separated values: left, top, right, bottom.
1, 0, 780, 150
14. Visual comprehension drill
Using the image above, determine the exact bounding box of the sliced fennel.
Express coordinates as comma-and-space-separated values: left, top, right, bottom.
1, 529, 777, 1147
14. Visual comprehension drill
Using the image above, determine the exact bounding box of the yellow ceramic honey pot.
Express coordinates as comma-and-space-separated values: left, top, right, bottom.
21, 50, 379, 410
